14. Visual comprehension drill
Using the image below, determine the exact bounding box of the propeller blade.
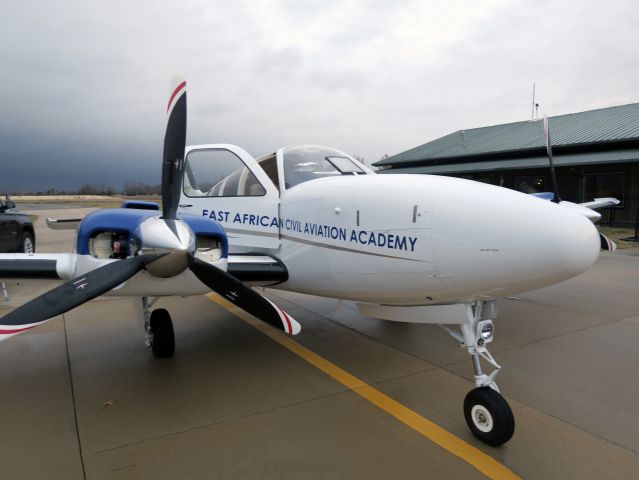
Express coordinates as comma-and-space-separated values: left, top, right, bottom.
162, 75, 187, 220
599, 232, 617, 252
187, 254, 301, 335
543, 113, 562, 202
0, 255, 156, 342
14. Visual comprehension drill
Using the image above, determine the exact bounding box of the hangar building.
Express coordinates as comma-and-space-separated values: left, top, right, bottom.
374, 103, 639, 227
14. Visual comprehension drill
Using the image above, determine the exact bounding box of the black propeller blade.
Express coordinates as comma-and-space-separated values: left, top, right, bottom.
543, 114, 562, 202
0, 255, 157, 334
162, 76, 187, 220
187, 254, 300, 335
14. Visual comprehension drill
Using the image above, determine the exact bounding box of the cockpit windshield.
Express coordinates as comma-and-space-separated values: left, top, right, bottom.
283, 146, 366, 189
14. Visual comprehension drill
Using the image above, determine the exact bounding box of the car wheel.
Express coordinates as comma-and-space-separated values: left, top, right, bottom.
19, 231, 35, 253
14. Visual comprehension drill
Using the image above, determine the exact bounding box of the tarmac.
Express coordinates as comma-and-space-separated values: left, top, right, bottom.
1, 206, 639, 479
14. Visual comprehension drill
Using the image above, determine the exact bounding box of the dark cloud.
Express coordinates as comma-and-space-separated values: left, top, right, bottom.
1, 0, 637, 190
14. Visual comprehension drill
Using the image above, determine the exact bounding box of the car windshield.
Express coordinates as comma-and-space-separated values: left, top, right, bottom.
283, 146, 365, 189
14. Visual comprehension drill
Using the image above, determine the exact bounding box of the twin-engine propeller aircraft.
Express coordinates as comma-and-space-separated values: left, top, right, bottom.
0, 77, 617, 447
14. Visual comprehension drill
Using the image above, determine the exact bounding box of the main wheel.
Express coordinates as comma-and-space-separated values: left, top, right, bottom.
19, 231, 35, 253
150, 308, 174, 358
464, 387, 514, 446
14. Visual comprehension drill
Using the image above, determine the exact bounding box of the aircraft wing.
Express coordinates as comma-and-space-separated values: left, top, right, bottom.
46, 217, 83, 230
1, 253, 77, 280
531, 192, 620, 224
557, 201, 604, 222
558, 197, 620, 223
0, 253, 116, 281
578, 197, 620, 210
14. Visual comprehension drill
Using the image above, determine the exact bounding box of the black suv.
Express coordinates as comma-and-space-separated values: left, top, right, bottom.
0, 196, 35, 253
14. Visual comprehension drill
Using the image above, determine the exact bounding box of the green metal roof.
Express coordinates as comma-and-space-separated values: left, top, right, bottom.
376, 102, 639, 167
380, 148, 639, 175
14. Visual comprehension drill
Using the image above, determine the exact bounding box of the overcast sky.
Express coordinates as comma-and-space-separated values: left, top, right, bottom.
1, 0, 638, 192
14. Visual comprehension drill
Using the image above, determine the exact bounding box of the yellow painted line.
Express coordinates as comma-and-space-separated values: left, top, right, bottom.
206, 293, 521, 480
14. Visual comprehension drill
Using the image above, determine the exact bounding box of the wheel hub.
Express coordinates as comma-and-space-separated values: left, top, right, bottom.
471, 405, 493, 433
23, 238, 34, 253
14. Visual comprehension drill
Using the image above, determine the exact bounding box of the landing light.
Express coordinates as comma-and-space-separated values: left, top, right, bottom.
477, 320, 495, 343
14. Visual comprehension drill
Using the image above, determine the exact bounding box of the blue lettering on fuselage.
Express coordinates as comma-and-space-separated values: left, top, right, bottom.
200, 209, 417, 252
202, 210, 230, 222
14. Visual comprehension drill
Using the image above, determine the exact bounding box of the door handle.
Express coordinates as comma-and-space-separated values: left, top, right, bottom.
179, 204, 193, 208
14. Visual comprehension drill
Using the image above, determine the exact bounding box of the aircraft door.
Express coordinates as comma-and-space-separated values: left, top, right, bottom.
179, 144, 280, 251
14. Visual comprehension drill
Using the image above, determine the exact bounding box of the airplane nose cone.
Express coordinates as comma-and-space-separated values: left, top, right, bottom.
547, 206, 600, 278
492, 193, 601, 290
431, 178, 601, 297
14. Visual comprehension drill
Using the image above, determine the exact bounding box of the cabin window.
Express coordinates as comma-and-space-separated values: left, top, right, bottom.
184, 149, 266, 197
283, 146, 365, 189
257, 153, 280, 191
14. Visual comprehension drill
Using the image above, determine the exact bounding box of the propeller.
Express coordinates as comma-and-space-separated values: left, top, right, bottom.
542, 113, 562, 203
0, 255, 158, 339
188, 254, 300, 335
543, 113, 616, 251
1, 76, 300, 341
162, 75, 187, 220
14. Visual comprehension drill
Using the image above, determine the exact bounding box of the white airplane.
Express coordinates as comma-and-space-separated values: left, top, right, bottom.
0, 78, 618, 447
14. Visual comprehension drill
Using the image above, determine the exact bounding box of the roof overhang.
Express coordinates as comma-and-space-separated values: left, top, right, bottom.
380, 149, 639, 174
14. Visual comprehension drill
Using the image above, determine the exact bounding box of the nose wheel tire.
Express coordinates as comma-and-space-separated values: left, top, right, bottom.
464, 387, 514, 446
150, 308, 175, 358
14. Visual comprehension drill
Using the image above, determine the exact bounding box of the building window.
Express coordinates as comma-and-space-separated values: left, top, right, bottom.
584, 172, 624, 205
515, 176, 546, 193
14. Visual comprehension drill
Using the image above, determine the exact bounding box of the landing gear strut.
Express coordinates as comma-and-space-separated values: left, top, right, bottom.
136, 297, 175, 358
441, 300, 514, 446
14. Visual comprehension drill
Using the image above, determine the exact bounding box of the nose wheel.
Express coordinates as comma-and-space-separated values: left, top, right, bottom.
149, 308, 175, 358
464, 387, 514, 446
439, 300, 515, 446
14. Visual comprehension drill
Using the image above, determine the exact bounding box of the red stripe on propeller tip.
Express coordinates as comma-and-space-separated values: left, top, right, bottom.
276, 305, 293, 334
0, 325, 38, 334
167, 80, 187, 113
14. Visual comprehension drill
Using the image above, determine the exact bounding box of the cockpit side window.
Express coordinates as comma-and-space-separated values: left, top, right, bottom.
257, 154, 279, 191
184, 149, 266, 197
283, 146, 365, 189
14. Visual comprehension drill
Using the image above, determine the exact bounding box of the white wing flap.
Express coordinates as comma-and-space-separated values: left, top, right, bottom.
46, 217, 82, 230
579, 197, 620, 210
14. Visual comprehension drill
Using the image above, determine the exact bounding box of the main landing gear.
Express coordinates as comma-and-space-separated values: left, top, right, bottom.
440, 300, 515, 446
136, 297, 175, 358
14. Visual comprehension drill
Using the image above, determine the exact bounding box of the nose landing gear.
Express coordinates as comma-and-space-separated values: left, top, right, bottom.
440, 300, 514, 446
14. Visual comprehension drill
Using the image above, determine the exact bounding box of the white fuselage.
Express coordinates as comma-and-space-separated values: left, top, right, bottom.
178, 144, 600, 307
272, 174, 599, 304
